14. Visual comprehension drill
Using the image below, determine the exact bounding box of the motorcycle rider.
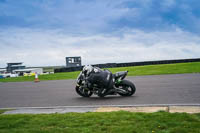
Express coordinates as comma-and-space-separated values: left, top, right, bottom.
82, 65, 114, 97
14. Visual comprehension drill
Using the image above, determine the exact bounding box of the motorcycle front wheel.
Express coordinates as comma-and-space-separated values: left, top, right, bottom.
117, 80, 136, 96
75, 85, 93, 97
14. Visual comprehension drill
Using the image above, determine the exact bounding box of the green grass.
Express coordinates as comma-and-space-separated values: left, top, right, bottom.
108, 61, 200, 76
0, 111, 200, 133
0, 62, 200, 82
0, 109, 13, 114
0, 71, 80, 82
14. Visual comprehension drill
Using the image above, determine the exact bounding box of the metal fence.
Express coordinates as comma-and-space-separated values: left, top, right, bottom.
54, 58, 200, 73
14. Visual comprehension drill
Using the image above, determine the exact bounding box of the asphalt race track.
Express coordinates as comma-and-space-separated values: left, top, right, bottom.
0, 74, 200, 108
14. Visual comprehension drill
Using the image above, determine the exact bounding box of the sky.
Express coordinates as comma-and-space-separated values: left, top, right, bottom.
0, 0, 200, 67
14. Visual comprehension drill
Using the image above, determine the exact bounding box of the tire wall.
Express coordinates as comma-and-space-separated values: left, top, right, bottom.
54, 58, 200, 73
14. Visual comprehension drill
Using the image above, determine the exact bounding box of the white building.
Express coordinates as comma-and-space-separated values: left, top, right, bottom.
0, 68, 6, 74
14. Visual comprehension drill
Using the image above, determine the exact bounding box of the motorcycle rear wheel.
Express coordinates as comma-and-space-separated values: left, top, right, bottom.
117, 80, 136, 96
75, 85, 93, 97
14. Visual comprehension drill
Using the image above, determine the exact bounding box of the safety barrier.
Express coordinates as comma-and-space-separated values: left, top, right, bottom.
54, 58, 200, 73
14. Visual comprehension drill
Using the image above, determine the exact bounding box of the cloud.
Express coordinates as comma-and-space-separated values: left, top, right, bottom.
1, 0, 200, 67
0, 0, 129, 34
110, 0, 200, 34
0, 27, 199, 67
0, 0, 200, 34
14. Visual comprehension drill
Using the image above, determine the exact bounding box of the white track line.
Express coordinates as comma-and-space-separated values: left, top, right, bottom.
1, 103, 200, 110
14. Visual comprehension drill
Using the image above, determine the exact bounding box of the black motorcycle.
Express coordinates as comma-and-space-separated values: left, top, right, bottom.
75, 68, 136, 97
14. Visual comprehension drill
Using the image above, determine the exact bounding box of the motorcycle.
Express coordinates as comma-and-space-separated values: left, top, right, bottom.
75, 68, 136, 97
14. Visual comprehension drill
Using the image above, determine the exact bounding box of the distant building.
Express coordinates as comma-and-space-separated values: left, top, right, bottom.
66, 56, 82, 67
6, 62, 25, 73
0, 68, 6, 74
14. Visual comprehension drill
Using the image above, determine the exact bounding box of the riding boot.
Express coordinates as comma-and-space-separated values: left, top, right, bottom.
98, 88, 107, 97
98, 88, 115, 97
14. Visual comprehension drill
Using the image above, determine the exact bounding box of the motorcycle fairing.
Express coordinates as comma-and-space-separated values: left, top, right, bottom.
114, 71, 128, 80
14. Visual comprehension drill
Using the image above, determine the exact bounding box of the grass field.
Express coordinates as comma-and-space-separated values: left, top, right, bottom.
0, 110, 8, 114
0, 62, 200, 82
0, 111, 200, 133
0, 109, 13, 114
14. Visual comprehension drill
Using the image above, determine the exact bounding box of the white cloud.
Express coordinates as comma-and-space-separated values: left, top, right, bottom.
0, 27, 200, 67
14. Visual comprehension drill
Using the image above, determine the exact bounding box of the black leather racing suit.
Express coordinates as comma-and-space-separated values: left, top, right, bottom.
86, 67, 113, 96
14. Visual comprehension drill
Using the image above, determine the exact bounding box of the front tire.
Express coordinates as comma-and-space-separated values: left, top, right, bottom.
117, 80, 136, 96
75, 85, 93, 97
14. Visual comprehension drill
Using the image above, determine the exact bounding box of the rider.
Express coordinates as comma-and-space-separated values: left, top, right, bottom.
82, 65, 114, 97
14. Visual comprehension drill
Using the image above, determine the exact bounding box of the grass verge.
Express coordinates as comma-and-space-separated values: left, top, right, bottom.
0, 62, 200, 82
0, 111, 200, 133
0, 109, 13, 114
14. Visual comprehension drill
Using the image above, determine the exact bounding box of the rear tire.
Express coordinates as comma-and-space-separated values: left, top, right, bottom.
75, 85, 93, 97
117, 80, 136, 96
